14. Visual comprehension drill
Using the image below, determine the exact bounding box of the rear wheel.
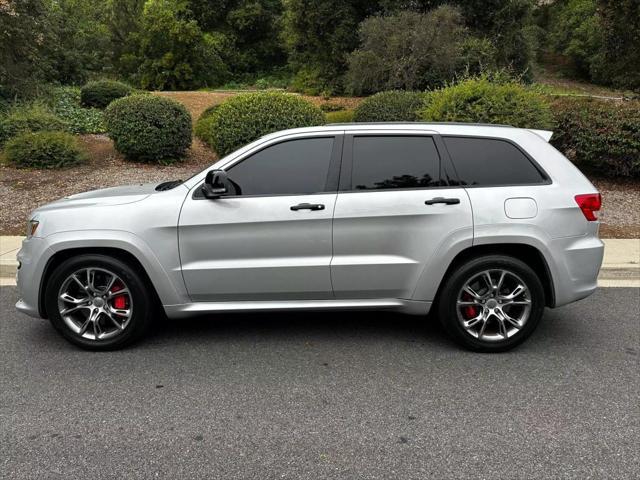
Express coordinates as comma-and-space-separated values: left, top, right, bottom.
437, 255, 545, 352
45, 254, 153, 350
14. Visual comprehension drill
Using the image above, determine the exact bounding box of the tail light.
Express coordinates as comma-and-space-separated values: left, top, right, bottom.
574, 193, 602, 221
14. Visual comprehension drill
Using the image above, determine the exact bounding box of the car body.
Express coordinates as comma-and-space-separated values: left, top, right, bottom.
15, 123, 604, 351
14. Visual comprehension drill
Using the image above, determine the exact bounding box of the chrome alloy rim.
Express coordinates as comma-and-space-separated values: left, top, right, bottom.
57, 268, 133, 341
456, 269, 532, 342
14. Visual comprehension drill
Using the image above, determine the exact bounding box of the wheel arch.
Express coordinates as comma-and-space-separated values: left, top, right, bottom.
39, 247, 162, 319
433, 243, 555, 308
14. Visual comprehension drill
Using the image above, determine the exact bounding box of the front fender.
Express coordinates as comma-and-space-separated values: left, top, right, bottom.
41, 230, 189, 307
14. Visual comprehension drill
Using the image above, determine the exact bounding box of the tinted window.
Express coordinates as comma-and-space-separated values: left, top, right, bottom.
228, 137, 334, 196
351, 136, 440, 190
443, 137, 545, 186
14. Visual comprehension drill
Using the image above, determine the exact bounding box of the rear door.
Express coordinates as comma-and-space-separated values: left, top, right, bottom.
331, 132, 473, 299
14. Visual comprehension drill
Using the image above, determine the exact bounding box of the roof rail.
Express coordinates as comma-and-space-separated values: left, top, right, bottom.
325, 121, 514, 128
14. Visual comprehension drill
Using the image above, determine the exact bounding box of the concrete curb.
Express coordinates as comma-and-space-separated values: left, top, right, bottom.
1, 236, 639, 286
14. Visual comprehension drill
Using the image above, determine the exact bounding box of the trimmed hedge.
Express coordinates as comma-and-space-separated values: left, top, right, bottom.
4, 131, 86, 168
80, 80, 132, 109
0, 106, 68, 145
325, 109, 355, 123
194, 104, 221, 146
551, 97, 640, 178
207, 92, 325, 157
353, 91, 426, 122
105, 95, 192, 163
420, 78, 554, 129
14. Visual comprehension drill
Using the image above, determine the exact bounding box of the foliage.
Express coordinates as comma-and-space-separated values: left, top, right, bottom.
189, 0, 286, 75
0, 0, 53, 99
346, 7, 476, 95
594, 0, 640, 90
134, 0, 228, 90
420, 77, 553, 129
48, 87, 107, 134
81, 80, 133, 108
353, 91, 426, 122
3, 131, 87, 168
206, 92, 325, 156
0, 106, 68, 145
551, 98, 640, 178
45, 0, 112, 85
194, 104, 221, 146
104, 94, 192, 162
283, 0, 379, 94
325, 109, 355, 123
545, 0, 601, 80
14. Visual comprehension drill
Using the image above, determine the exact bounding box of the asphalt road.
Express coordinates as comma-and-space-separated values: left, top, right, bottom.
1, 286, 638, 480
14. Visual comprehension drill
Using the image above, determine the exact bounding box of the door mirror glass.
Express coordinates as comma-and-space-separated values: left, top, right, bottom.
202, 169, 229, 199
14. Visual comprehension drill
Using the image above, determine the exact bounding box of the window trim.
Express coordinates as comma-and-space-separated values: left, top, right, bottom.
339, 133, 453, 193
440, 134, 552, 188
193, 134, 344, 199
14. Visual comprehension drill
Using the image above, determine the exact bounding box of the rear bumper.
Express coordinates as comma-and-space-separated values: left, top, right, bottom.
549, 234, 604, 307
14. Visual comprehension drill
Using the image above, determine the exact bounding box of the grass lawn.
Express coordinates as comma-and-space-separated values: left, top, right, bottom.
0, 90, 637, 238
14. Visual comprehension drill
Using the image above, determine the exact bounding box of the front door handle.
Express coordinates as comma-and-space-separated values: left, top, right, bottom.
425, 197, 460, 205
290, 203, 325, 211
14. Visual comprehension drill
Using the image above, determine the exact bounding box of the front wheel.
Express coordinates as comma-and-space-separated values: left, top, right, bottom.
437, 255, 545, 352
45, 254, 153, 350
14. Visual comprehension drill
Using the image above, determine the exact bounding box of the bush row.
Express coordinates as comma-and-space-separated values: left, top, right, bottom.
551, 97, 640, 178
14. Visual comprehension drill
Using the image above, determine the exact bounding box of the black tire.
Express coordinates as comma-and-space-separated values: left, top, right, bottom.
437, 255, 545, 352
45, 254, 153, 350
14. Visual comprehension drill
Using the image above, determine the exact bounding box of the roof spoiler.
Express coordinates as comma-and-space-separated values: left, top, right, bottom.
530, 129, 553, 142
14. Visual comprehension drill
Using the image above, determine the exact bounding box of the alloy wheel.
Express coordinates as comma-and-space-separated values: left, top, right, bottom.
456, 269, 532, 342
57, 267, 133, 341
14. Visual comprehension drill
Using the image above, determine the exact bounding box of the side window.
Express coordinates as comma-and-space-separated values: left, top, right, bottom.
351, 136, 441, 190
443, 136, 546, 186
227, 137, 335, 196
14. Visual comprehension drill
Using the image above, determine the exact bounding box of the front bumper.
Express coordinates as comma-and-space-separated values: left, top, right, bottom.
15, 237, 51, 319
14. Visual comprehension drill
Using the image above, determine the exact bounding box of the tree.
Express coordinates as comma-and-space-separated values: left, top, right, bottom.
0, 0, 52, 99
46, 0, 112, 85
283, 0, 379, 93
346, 7, 472, 94
134, 0, 228, 90
107, 0, 145, 80
188, 0, 285, 75
594, 0, 640, 90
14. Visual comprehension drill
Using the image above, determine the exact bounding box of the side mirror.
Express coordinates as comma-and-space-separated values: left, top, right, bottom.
201, 169, 229, 199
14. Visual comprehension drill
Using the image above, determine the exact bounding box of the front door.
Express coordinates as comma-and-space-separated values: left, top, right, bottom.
331, 133, 473, 299
179, 135, 342, 302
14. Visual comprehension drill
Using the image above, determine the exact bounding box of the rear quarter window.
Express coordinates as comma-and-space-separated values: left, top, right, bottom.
443, 136, 546, 186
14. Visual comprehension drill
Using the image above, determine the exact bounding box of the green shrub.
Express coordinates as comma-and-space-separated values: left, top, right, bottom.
353, 91, 426, 122
420, 78, 553, 129
207, 92, 325, 157
325, 110, 355, 123
49, 87, 106, 134
194, 104, 221, 146
346, 7, 470, 95
0, 106, 68, 145
4, 131, 86, 168
105, 95, 192, 163
551, 97, 640, 178
80, 80, 132, 109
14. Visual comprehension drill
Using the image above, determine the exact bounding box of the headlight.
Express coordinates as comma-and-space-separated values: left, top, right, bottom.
27, 219, 39, 237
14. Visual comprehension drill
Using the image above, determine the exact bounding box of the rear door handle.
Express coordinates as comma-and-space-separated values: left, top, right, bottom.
290, 203, 325, 211
425, 197, 460, 205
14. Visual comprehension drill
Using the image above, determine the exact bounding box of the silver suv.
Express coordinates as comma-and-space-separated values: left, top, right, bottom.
16, 123, 604, 351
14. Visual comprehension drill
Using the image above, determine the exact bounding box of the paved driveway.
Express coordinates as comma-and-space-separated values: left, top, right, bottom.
1, 286, 638, 479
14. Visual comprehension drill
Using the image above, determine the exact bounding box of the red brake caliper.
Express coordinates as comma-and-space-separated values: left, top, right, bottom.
462, 292, 478, 319
111, 281, 127, 310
